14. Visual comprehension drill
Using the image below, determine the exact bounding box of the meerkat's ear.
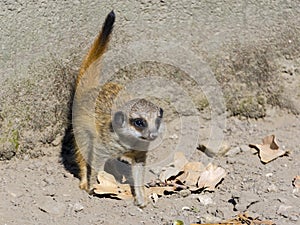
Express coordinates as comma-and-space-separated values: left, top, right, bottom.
113, 111, 126, 128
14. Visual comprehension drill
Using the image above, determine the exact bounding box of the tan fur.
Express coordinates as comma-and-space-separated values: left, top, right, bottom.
73, 11, 162, 207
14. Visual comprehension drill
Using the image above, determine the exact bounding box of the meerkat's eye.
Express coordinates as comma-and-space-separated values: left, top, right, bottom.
131, 118, 147, 128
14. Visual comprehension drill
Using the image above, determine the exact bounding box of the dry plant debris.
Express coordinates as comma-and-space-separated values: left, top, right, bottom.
191, 212, 275, 225
157, 151, 226, 192
92, 171, 132, 200
92, 152, 226, 200
249, 135, 288, 163
292, 175, 300, 191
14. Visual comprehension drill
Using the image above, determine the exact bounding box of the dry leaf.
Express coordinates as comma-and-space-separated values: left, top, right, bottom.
249, 135, 287, 163
93, 151, 227, 202
159, 152, 189, 182
176, 161, 205, 187
147, 186, 175, 196
93, 171, 175, 201
159, 167, 182, 182
92, 171, 132, 200
191, 212, 275, 225
160, 152, 226, 192
197, 163, 226, 191
176, 170, 200, 187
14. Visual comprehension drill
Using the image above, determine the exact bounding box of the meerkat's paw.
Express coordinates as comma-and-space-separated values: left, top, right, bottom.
134, 196, 148, 208
79, 180, 89, 192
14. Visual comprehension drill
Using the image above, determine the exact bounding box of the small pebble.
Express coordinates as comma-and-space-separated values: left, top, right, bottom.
224, 146, 241, 156
169, 134, 178, 139
181, 206, 191, 211
73, 202, 84, 212
265, 173, 273, 177
267, 184, 277, 192
179, 189, 191, 198
52, 135, 62, 146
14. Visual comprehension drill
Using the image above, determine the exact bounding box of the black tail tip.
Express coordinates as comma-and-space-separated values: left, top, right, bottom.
104, 10, 115, 29
108, 10, 115, 19
101, 10, 115, 42
105, 10, 115, 26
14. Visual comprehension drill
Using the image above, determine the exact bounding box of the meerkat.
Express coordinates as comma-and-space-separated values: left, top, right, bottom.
72, 11, 163, 207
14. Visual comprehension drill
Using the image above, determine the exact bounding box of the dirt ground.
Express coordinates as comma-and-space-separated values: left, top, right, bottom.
1, 1, 300, 225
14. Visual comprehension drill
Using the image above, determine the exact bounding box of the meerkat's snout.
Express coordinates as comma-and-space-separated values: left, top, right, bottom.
148, 131, 158, 140
140, 110, 163, 141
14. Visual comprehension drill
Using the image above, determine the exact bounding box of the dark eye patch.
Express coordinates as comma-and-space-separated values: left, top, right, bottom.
130, 118, 147, 129
159, 108, 163, 118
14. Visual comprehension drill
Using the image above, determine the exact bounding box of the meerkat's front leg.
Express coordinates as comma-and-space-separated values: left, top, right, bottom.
131, 151, 147, 207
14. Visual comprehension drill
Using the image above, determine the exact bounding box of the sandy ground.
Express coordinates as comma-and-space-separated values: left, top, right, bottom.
1, 1, 300, 225
1, 112, 299, 225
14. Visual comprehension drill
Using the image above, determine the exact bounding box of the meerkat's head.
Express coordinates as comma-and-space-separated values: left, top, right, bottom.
112, 98, 163, 150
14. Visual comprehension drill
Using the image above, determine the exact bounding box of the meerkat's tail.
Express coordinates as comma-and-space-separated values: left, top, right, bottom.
73, 11, 115, 191
76, 10, 115, 86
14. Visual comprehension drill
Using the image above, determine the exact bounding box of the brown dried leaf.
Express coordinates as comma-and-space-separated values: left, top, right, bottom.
249, 135, 287, 163
176, 170, 200, 187
93, 171, 176, 201
93, 150, 227, 202
197, 163, 226, 191
146, 186, 175, 196
191, 212, 275, 225
159, 167, 182, 182
159, 152, 189, 182
176, 161, 205, 187
92, 171, 132, 200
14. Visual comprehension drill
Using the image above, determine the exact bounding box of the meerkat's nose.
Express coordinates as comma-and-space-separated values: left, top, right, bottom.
149, 131, 158, 140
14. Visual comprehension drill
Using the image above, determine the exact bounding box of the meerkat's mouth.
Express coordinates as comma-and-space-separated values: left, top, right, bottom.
139, 136, 157, 141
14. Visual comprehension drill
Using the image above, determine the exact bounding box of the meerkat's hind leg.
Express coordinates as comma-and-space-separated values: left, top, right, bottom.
74, 132, 94, 192
75, 148, 90, 191
79, 165, 89, 191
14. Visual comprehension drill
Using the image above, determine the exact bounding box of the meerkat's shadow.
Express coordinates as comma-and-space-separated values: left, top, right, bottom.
61, 117, 133, 187
104, 158, 133, 185
61, 124, 81, 179
60, 78, 81, 179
